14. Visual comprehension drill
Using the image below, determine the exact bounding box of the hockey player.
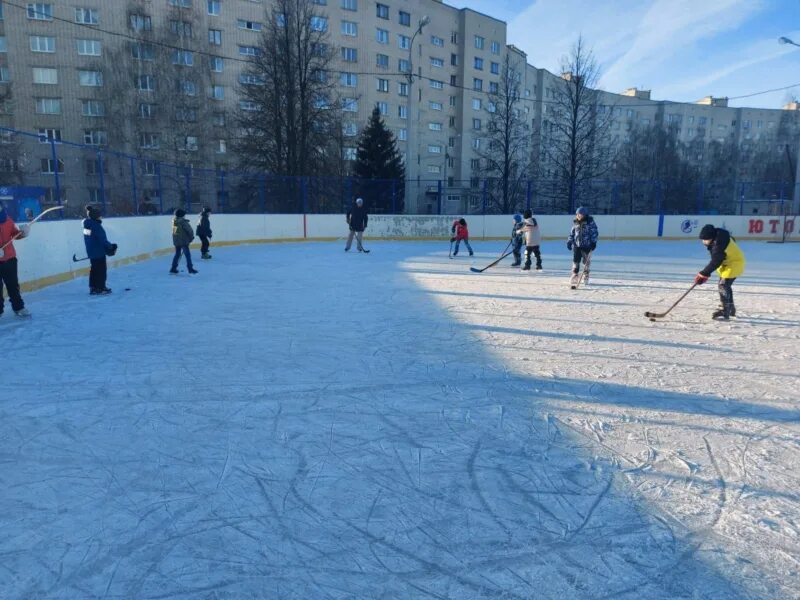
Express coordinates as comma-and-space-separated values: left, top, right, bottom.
510, 214, 524, 266
0, 200, 30, 317
82, 205, 117, 295
695, 224, 745, 320
451, 217, 473, 256
197, 207, 213, 259
567, 207, 598, 288
345, 197, 369, 252
521, 209, 543, 271
170, 209, 198, 274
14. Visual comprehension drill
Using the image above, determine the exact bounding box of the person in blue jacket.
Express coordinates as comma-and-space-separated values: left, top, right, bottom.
83, 205, 117, 295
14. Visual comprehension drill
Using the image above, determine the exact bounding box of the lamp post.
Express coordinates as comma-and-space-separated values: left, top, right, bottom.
442, 133, 461, 214
779, 36, 800, 212
406, 15, 429, 213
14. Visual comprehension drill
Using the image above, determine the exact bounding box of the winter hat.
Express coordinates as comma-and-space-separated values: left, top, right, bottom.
575, 207, 588, 216
174, 208, 186, 218
459, 218, 467, 226
513, 213, 522, 223
523, 209, 532, 219
201, 206, 211, 214
355, 197, 363, 206
698, 224, 716, 240
85, 205, 101, 219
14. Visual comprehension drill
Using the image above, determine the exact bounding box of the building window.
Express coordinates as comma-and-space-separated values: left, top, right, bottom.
169, 0, 192, 6
432, 35, 444, 47
344, 147, 357, 161
207, 0, 220, 15
490, 62, 499, 75
238, 45, 260, 56
30, 36, 55, 53
491, 41, 500, 54
398, 82, 408, 96
430, 80, 444, 90
83, 129, 107, 145
376, 28, 389, 44
129, 14, 152, 31
489, 81, 498, 93
451, 53, 458, 66
138, 103, 154, 118
341, 0, 357, 10
213, 113, 225, 127
398, 34, 410, 50
40, 158, 64, 174
474, 35, 484, 49
172, 50, 194, 66
472, 119, 482, 130
239, 100, 259, 111
79, 70, 103, 86
208, 29, 222, 45
183, 136, 198, 151
175, 108, 198, 122
376, 78, 389, 92
216, 140, 227, 154
178, 80, 197, 96
377, 101, 388, 115
429, 122, 443, 131
472, 98, 481, 110
474, 57, 483, 70
75, 7, 98, 24
27, 3, 52, 20
430, 101, 443, 111
137, 75, 155, 91
450, 95, 457, 107
341, 20, 357, 36
398, 105, 407, 119
472, 138, 480, 149
343, 97, 358, 112
342, 47, 357, 62
77, 39, 101, 56
35, 97, 61, 114
139, 133, 159, 149
431, 57, 444, 68
473, 78, 483, 91
398, 128, 407, 141
343, 122, 358, 137
209, 56, 223, 72
238, 19, 262, 31
399, 58, 410, 72
310, 16, 327, 32
33, 67, 58, 84
131, 42, 155, 60
451, 31, 458, 44
427, 165, 441, 174
428, 144, 442, 154
170, 20, 193, 38
81, 100, 105, 117
376, 53, 389, 68
37, 128, 61, 143
376, 3, 389, 19
340, 72, 358, 87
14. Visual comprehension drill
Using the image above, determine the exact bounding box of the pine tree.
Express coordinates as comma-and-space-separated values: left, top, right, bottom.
354, 106, 405, 213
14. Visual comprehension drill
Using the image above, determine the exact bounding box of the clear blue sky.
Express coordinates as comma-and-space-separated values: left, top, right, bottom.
449, 0, 800, 109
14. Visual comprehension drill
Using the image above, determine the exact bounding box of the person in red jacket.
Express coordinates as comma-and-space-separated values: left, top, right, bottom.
0, 200, 30, 318
450, 217, 473, 256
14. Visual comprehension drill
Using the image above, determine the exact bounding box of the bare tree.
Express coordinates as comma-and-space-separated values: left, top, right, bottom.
540, 37, 614, 212
233, 0, 343, 180
477, 54, 532, 214
0, 87, 23, 186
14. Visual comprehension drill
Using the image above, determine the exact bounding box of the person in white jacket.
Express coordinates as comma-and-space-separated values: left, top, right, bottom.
521, 209, 542, 271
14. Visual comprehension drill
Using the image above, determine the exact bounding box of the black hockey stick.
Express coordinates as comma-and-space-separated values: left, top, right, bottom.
72, 254, 89, 262
470, 249, 514, 273
645, 283, 697, 320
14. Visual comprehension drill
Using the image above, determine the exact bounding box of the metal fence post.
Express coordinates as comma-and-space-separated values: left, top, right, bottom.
697, 181, 704, 214
301, 176, 308, 213
130, 157, 138, 215
738, 182, 745, 215
655, 180, 663, 215
437, 179, 443, 215
156, 161, 163, 214
219, 169, 225, 213
613, 181, 620, 214
526, 180, 532, 211
260, 175, 267, 213
184, 166, 191, 212
391, 179, 397, 214
50, 139, 61, 207
481, 179, 487, 215
97, 150, 106, 214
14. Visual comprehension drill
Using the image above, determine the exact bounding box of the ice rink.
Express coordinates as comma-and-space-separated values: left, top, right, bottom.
2, 239, 798, 599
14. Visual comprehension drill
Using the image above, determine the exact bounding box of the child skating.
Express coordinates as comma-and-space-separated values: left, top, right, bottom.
197, 207, 213, 259
521, 209, 542, 271
511, 214, 524, 266
170, 209, 198, 274
450, 218, 473, 257
695, 224, 745, 320
0, 200, 30, 317
82, 205, 118, 295
567, 207, 598, 288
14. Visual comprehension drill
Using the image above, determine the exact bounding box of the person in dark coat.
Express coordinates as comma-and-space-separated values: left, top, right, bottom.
196, 207, 213, 259
170, 209, 197, 274
345, 197, 369, 252
695, 224, 746, 320
82, 205, 117, 295
567, 206, 598, 287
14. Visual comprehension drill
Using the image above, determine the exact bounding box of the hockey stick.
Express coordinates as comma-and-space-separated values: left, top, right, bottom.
0, 205, 64, 252
470, 249, 514, 273
644, 283, 697, 320
72, 254, 89, 262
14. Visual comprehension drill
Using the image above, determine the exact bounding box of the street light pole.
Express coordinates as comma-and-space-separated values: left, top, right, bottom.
406, 16, 429, 213
779, 36, 800, 212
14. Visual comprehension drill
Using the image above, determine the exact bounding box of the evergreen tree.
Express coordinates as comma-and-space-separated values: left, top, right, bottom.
354, 106, 405, 213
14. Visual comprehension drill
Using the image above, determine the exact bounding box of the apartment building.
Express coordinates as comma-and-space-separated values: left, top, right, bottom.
0, 0, 796, 214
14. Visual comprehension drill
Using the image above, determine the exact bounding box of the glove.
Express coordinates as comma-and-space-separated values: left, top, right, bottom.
589, 243, 596, 252
694, 273, 709, 285
106, 243, 118, 257
567, 241, 573, 251
450, 237, 456, 243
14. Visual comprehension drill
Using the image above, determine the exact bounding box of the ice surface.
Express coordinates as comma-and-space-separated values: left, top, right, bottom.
1, 240, 798, 599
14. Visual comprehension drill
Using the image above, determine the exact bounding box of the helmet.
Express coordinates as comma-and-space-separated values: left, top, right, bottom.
355, 197, 364, 205
513, 213, 522, 223
575, 206, 588, 216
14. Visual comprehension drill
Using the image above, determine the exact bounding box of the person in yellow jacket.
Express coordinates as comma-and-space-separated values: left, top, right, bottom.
694, 224, 745, 320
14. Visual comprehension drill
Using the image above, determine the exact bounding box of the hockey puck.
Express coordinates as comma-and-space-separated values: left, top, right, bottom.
125, 288, 132, 291
649, 318, 656, 322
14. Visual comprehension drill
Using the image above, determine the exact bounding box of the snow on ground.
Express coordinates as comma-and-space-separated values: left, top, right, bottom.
1, 239, 798, 599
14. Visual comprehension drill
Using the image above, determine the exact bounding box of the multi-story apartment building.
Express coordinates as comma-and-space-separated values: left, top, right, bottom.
0, 0, 796, 214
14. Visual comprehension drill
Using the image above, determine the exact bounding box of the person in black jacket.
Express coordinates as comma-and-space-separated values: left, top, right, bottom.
196, 207, 213, 259
345, 197, 369, 253
82, 205, 117, 295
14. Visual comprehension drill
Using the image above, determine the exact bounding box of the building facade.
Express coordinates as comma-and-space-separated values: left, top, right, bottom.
0, 0, 796, 214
